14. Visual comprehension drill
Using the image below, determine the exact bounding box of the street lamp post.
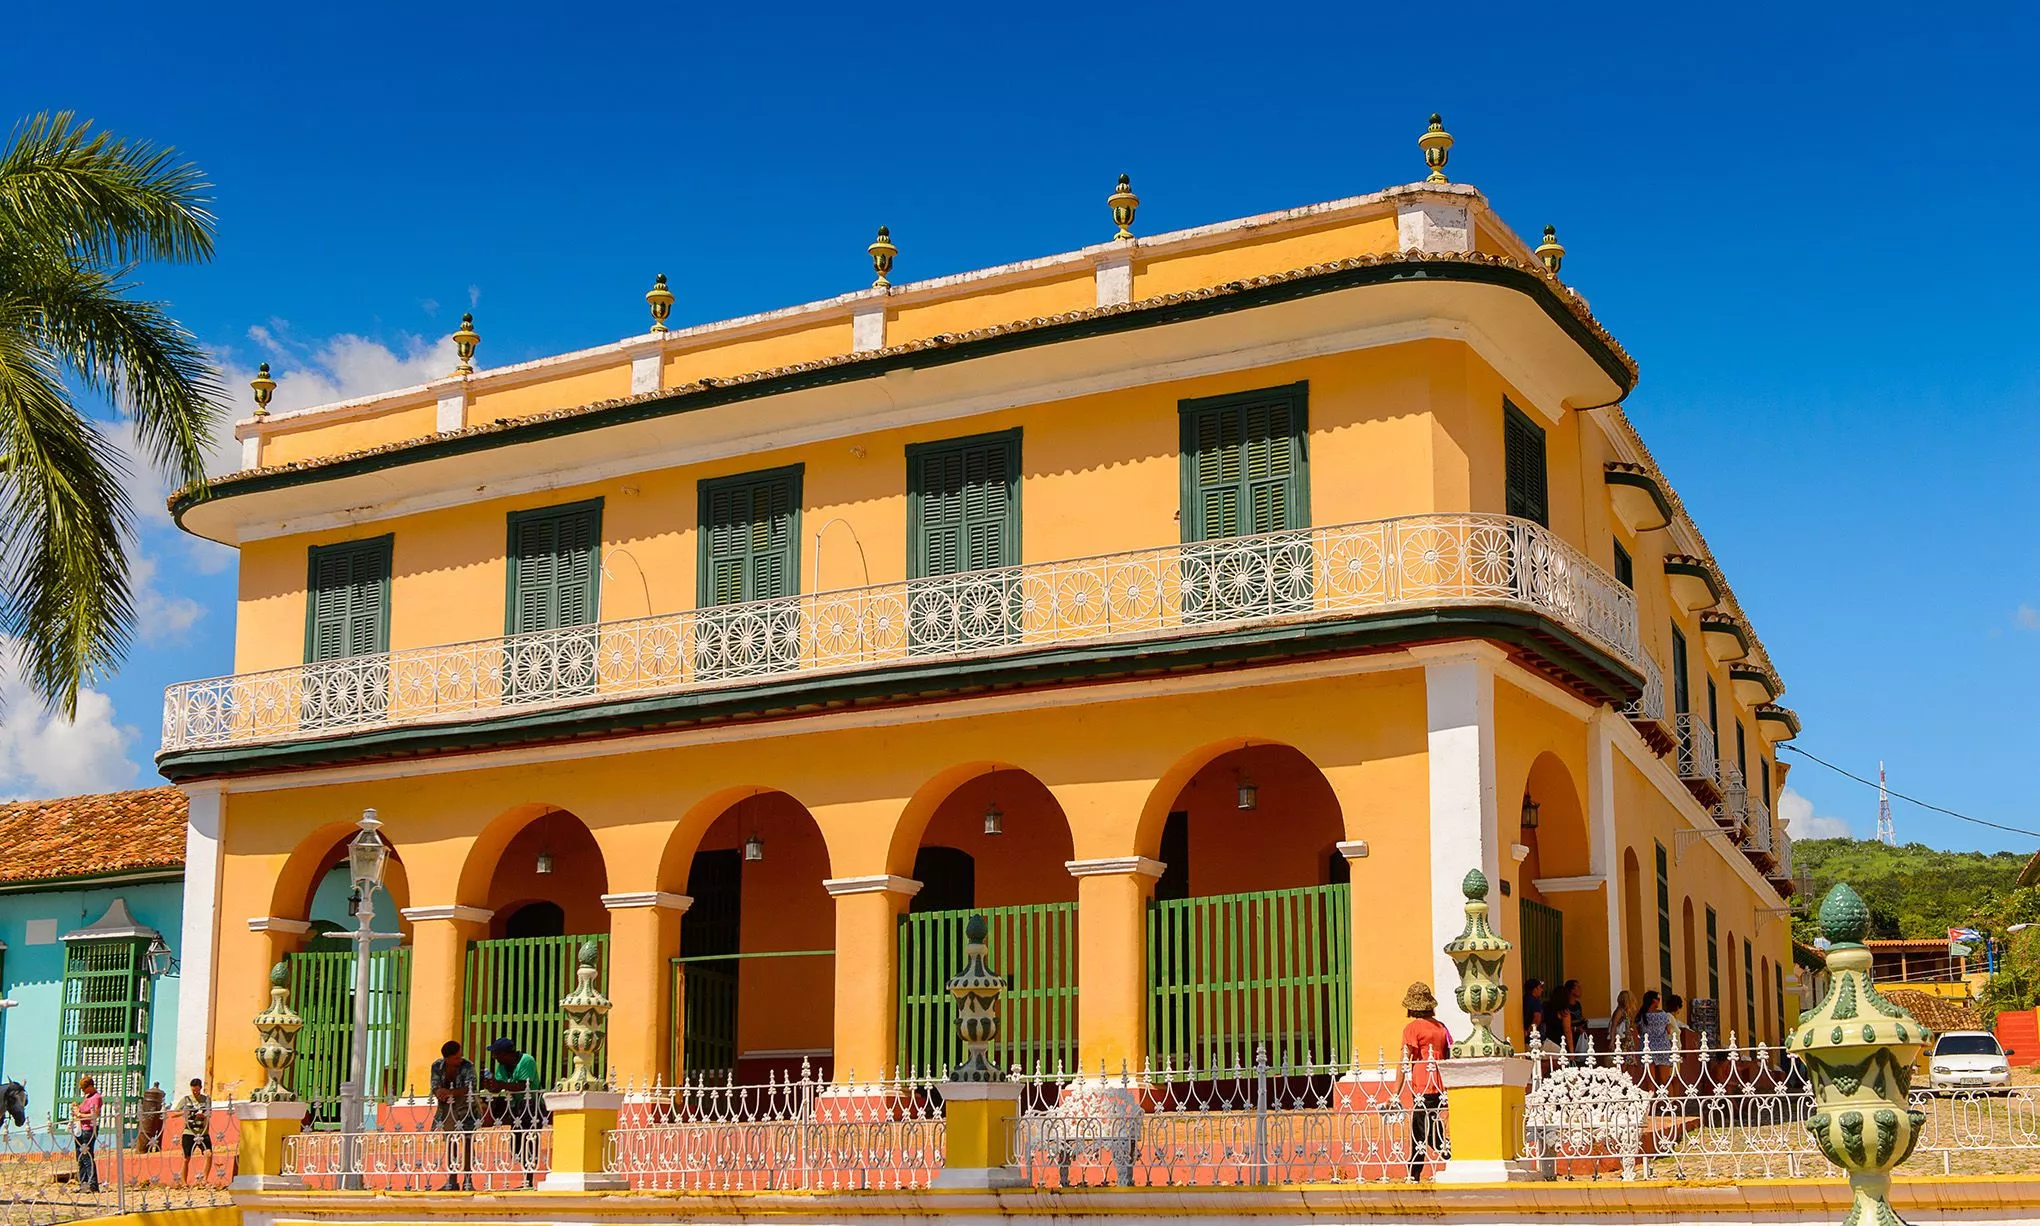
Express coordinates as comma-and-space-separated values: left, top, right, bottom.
339, 809, 399, 1190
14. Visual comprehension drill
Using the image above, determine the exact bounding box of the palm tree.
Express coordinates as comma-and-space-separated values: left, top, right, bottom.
0, 111, 223, 715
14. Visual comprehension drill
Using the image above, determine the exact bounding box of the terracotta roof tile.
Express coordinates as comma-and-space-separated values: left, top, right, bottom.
1882, 988, 1981, 1034
0, 787, 186, 886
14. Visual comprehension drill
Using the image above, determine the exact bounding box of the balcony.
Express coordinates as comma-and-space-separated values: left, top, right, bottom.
1743, 794, 1773, 856
161, 514, 1642, 758
1769, 826, 1796, 888
1674, 713, 1720, 804
1619, 653, 1676, 755
1711, 765, 1747, 834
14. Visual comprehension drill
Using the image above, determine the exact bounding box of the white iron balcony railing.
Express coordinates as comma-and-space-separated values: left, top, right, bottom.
1711, 765, 1747, 830
1770, 827, 1794, 881
1674, 713, 1717, 786
1619, 652, 1664, 724
162, 513, 1641, 753
1744, 794, 1774, 855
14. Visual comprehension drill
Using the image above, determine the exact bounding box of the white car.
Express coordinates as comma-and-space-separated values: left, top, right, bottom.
1928, 1031, 2013, 1093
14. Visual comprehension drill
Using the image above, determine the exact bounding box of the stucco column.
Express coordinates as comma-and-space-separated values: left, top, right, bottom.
823, 875, 920, 1079
1415, 644, 1504, 1042
399, 906, 492, 1086
1067, 857, 1163, 1076
177, 783, 226, 1087
1589, 708, 1623, 1011
600, 892, 689, 1085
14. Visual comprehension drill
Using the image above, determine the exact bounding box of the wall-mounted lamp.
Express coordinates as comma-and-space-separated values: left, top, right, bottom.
145, 934, 179, 977
1236, 771, 1258, 812
983, 801, 1005, 837
743, 833, 765, 862
535, 849, 555, 875
1520, 797, 1541, 830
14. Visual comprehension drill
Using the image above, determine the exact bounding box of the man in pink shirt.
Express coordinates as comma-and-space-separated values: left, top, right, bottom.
72, 1076, 103, 1193
1398, 983, 1453, 1181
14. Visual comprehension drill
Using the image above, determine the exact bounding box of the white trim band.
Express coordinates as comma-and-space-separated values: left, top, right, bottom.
822, 875, 923, 898
601, 891, 693, 912
246, 917, 311, 935
1533, 874, 1607, 894
400, 904, 495, 924
1065, 856, 1166, 879
1335, 840, 1370, 860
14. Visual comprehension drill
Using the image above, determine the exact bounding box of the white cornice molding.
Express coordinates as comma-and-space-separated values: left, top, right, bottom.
1065, 856, 1166, 879
399, 904, 494, 924
600, 891, 693, 912
1335, 840, 1370, 860
1532, 875, 1606, 894
246, 916, 311, 935
821, 875, 922, 898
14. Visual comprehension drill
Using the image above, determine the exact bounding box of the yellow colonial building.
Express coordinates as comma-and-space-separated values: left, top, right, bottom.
161, 129, 1800, 1107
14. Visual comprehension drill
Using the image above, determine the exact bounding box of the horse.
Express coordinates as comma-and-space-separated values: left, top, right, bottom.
0, 1079, 26, 1128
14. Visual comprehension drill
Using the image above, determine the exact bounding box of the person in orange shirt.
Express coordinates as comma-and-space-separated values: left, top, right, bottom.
1398, 982, 1453, 1181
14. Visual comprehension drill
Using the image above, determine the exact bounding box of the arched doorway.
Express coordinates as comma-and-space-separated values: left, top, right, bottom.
462, 806, 610, 1088
896, 767, 1077, 1077
1514, 753, 1605, 1022
675, 790, 833, 1082
275, 827, 415, 1106
1143, 742, 1346, 1068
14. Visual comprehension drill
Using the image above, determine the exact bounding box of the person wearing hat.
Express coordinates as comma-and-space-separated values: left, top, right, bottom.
481, 1037, 542, 1187
1398, 982, 1453, 1181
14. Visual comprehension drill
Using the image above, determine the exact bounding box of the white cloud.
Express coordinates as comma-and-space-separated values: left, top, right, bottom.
132, 556, 204, 645
1779, 785, 1852, 840
2018, 604, 2040, 632
0, 637, 142, 800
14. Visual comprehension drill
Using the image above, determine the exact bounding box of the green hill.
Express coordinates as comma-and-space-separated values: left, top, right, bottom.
1789, 838, 2030, 943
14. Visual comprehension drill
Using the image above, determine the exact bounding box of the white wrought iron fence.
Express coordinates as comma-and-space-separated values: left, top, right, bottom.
1773, 827, 1795, 880
1711, 765, 1747, 831
604, 1065, 943, 1191
279, 1090, 550, 1191
1011, 1048, 1448, 1188
1674, 713, 1717, 785
1744, 795, 1774, 854
162, 513, 1641, 751
1620, 652, 1663, 724
0, 1094, 234, 1226
1518, 1033, 2040, 1180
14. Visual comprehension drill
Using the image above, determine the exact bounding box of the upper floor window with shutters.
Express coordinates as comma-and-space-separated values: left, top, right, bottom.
697, 466, 803, 677
907, 429, 1021, 651
305, 536, 392, 663
1613, 540, 1633, 588
1503, 400, 1548, 527
1179, 383, 1311, 620
505, 500, 602, 699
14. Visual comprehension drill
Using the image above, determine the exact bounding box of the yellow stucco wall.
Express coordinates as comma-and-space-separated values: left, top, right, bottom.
258, 400, 439, 467
466, 362, 633, 425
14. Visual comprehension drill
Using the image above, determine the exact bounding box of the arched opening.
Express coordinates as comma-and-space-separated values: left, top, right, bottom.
1515, 753, 1605, 1023
460, 806, 610, 1088
675, 790, 833, 1083
275, 828, 416, 1106
1622, 849, 1645, 999
898, 767, 1077, 1076
1144, 743, 1347, 1066
1681, 897, 1697, 1002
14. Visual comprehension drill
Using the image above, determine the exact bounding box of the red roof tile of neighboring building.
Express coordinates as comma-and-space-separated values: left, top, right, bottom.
0, 787, 186, 886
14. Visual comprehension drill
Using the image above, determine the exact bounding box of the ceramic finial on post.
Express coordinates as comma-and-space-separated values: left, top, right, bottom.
1443, 869, 1512, 1058
1536, 225, 1566, 273
946, 914, 1007, 1082
645, 273, 675, 333
250, 961, 303, 1102
556, 940, 612, 1091
249, 363, 276, 419
868, 226, 898, 288
1108, 174, 1140, 240
451, 312, 480, 376
1793, 882, 1929, 1226
1420, 113, 1454, 184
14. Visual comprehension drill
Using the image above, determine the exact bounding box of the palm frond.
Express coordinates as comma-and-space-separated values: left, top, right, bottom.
0, 111, 215, 267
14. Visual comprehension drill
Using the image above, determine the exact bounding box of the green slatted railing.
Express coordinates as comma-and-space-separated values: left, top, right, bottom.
286, 947, 411, 1124
671, 959, 739, 1080
1519, 898, 1565, 994
464, 934, 608, 1088
1147, 884, 1350, 1068
898, 903, 1078, 1078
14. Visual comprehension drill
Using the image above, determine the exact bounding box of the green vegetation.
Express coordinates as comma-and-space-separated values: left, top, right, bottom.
1789, 838, 2031, 944
0, 112, 222, 713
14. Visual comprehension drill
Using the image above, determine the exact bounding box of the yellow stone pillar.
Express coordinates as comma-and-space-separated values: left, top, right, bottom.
400, 906, 493, 1086
1066, 857, 1163, 1076
932, 1083, 1026, 1188
600, 892, 688, 1085
537, 1091, 627, 1190
824, 875, 920, 1079
1435, 1057, 1529, 1183
231, 1100, 309, 1190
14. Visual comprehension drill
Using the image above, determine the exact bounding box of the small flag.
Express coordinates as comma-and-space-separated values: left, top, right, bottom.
1950, 928, 1984, 944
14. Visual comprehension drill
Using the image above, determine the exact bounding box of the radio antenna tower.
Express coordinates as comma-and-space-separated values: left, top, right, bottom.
1875, 761, 1895, 845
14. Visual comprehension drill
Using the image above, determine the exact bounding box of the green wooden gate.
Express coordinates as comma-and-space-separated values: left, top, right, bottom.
1519, 899, 1564, 998
1147, 884, 1350, 1068
897, 902, 1078, 1077
671, 959, 739, 1080
286, 947, 412, 1124
464, 934, 609, 1088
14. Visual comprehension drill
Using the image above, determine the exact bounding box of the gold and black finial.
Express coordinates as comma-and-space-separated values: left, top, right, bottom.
1420, 113, 1454, 184
1108, 173, 1140, 241
1535, 225, 1565, 273
452, 311, 481, 376
646, 273, 675, 332
249, 362, 277, 419
868, 226, 898, 288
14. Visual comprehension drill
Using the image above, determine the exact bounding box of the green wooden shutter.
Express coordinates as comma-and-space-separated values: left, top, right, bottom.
1670, 625, 1690, 714
1743, 939, 1756, 1041
1179, 384, 1308, 542
55, 938, 149, 1118
1705, 906, 1720, 1001
507, 501, 602, 634
908, 431, 1020, 579
1613, 540, 1633, 588
1654, 840, 1673, 999
699, 467, 803, 605
305, 537, 392, 663
1707, 676, 1720, 743
1503, 400, 1548, 526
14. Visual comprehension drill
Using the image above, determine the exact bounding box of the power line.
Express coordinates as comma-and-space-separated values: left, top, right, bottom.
1781, 744, 2040, 842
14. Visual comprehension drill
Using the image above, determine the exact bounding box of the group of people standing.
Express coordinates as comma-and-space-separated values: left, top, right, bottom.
427, 1036, 544, 1191
66, 1076, 216, 1194
1525, 978, 1688, 1081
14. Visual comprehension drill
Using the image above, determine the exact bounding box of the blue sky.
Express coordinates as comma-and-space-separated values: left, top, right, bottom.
4, 3, 2035, 851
